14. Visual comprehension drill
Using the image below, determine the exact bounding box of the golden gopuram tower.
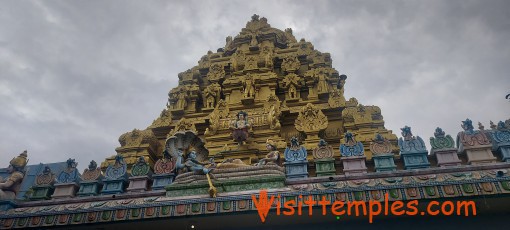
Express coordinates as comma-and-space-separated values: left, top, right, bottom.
101, 14, 398, 173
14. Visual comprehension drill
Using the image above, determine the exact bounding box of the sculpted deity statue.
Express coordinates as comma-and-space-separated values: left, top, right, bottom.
243, 74, 255, 98
230, 111, 252, 145
175, 151, 214, 175
0, 151, 28, 200
316, 69, 328, 93
256, 139, 280, 166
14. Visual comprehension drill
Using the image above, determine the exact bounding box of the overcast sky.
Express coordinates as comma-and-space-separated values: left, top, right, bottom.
1, 0, 509, 171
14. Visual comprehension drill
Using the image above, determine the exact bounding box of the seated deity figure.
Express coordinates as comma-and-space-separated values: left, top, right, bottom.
230, 111, 251, 145
0, 151, 28, 200
175, 151, 214, 175
256, 139, 280, 166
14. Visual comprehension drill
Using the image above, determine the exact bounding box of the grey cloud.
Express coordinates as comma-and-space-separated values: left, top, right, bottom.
1, 0, 509, 171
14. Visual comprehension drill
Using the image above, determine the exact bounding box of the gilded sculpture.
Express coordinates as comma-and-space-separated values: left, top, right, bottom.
0, 151, 28, 200
105, 15, 397, 173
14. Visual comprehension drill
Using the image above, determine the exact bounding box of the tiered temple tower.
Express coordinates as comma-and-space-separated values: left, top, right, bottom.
101, 14, 397, 171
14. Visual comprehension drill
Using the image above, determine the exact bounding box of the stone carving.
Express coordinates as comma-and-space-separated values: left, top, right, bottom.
168, 86, 189, 110
118, 129, 158, 148
56, 158, 80, 183
230, 111, 252, 145
430, 127, 455, 150
232, 49, 246, 71
0, 151, 28, 200
154, 150, 176, 175
169, 118, 197, 137
81, 160, 102, 181
260, 45, 274, 69
282, 73, 301, 100
313, 139, 334, 159
340, 132, 364, 157
203, 83, 221, 109
131, 156, 151, 177
105, 155, 128, 180
205, 99, 230, 136
35, 166, 56, 186
264, 94, 281, 130
207, 64, 225, 83
294, 103, 328, 134
281, 55, 300, 73
243, 74, 256, 98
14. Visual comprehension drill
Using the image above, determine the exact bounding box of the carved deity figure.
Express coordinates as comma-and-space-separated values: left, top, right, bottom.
0, 151, 28, 200
261, 46, 274, 68
316, 69, 328, 93
243, 74, 255, 98
256, 139, 280, 166
175, 151, 213, 175
176, 89, 188, 109
230, 111, 252, 145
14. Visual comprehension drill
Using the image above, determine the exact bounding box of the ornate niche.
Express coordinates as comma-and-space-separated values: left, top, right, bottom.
263, 94, 282, 131
281, 54, 301, 74
102, 128, 162, 171
282, 73, 302, 102
205, 99, 230, 136
241, 73, 257, 105
294, 103, 328, 146
206, 63, 226, 83
328, 74, 347, 108
202, 83, 222, 111
259, 45, 274, 70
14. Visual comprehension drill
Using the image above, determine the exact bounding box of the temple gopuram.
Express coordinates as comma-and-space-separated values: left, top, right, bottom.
1, 15, 510, 229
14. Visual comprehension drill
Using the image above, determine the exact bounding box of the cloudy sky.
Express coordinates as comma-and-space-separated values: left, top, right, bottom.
1, 0, 509, 171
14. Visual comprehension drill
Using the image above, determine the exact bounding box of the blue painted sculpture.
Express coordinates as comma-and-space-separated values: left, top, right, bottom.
340, 132, 364, 157
56, 158, 80, 184
340, 132, 367, 175
283, 137, 308, 179
52, 158, 81, 199
101, 154, 129, 195
490, 120, 510, 162
398, 126, 430, 169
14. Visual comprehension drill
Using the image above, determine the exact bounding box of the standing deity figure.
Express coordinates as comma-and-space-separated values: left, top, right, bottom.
230, 111, 252, 145
176, 88, 188, 109
243, 75, 255, 98
0, 151, 28, 200
317, 70, 328, 93
256, 139, 280, 166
